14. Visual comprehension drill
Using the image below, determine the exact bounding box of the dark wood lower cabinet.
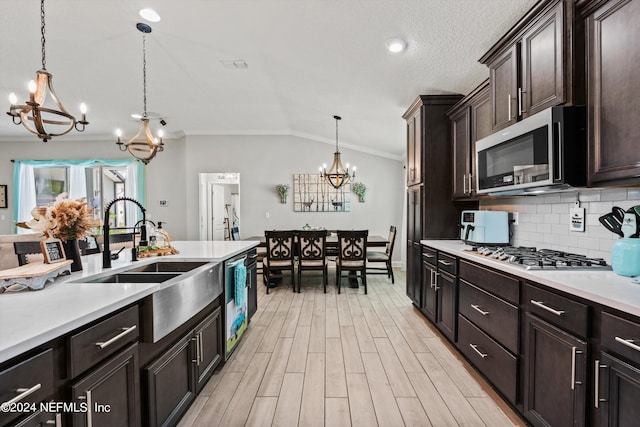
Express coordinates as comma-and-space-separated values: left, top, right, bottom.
71, 342, 141, 427
13, 411, 61, 427
437, 271, 457, 341
598, 351, 640, 426
524, 314, 587, 427
421, 259, 436, 322
195, 307, 223, 392
145, 307, 223, 426
146, 333, 196, 427
406, 243, 421, 306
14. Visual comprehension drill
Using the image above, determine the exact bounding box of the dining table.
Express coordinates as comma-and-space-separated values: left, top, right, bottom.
244, 232, 388, 288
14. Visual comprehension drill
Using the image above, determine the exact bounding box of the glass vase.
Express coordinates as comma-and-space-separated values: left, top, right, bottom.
62, 239, 83, 272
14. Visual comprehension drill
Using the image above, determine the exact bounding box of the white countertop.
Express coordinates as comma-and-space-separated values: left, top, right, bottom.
0, 240, 259, 364
421, 240, 640, 318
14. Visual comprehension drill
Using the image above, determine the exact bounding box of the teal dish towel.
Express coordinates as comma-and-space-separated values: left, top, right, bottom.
234, 262, 247, 307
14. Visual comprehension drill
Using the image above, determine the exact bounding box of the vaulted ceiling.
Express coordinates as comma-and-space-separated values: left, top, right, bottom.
0, 0, 537, 159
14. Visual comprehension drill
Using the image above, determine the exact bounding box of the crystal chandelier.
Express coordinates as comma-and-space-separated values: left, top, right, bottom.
6, 0, 89, 142
320, 115, 356, 189
116, 23, 164, 165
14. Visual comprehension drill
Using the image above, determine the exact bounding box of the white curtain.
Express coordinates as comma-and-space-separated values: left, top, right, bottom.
68, 165, 87, 200
125, 161, 141, 227
16, 164, 37, 234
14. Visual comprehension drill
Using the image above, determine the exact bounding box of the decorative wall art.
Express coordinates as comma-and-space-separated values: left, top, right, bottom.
293, 174, 351, 212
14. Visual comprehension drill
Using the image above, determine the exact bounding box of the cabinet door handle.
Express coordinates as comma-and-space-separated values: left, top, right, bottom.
471, 304, 490, 316
3, 383, 41, 405
594, 359, 599, 408
463, 174, 467, 194
518, 87, 525, 116
469, 343, 488, 358
571, 346, 577, 390
507, 93, 512, 120
614, 336, 640, 352
438, 260, 453, 267
85, 390, 94, 427
95, 325, 137, 349
468, 174, 473, 194
530, 300, 565, 316
199, 332, 204, 364
433, 272, 440, 291
45, 413, 62, 427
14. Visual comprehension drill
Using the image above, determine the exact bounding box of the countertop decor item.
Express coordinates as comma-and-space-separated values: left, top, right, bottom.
352, 181, 366, 202
612, 238, 640, 277
320, 115, 357, 189
6, 0, 88, 142
275, 184, 289, 203
17, 193, 101, 272
115, 23, 165, 164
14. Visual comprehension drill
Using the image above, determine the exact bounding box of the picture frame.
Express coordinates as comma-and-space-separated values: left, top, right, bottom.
40, 238, 67, 264
0, 184, 7, 208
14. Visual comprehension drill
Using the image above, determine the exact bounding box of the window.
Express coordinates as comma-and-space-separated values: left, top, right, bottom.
13, 159, 146, 233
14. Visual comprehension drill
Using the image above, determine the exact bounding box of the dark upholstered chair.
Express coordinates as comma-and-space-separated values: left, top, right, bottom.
335, 230, 368, 294
263, 230, 296, 294
366, 225, 397, 283
297, 230, 328, 293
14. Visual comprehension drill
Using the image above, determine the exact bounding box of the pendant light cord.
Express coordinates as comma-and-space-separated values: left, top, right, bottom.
142, 34, 147, 116
40, 0, 46, 70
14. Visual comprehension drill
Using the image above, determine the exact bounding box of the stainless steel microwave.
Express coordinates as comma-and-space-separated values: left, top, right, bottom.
475, 106, 586, 195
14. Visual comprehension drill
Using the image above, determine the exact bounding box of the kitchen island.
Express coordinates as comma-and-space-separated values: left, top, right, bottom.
0, 240, 259, 427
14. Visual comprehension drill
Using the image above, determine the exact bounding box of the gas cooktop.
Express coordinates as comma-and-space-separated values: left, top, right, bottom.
465, 246, 611, 271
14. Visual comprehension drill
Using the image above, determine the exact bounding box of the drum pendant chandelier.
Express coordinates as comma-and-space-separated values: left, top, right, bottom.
115, 23, 165, 165
320, 115, 356, 189
6, 0, 89, 142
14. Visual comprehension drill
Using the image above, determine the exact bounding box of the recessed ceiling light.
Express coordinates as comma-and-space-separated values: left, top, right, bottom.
139, 8, 161, 22
385, 37, 407, 53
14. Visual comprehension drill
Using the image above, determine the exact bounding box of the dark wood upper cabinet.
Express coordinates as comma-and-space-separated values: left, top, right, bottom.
448, 80, 490, 199
481, 0, 582, 132
582, 0, 640, 186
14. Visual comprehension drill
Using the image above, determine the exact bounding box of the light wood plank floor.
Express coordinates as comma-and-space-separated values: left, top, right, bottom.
178, 267, 526, 427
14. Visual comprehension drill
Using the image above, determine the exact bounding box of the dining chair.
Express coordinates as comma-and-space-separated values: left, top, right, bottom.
231, 227, 240, 241
335, 230, 368, 294
366, 225, 397, 283
263, 230, 296, 294
297, 230, 328, 293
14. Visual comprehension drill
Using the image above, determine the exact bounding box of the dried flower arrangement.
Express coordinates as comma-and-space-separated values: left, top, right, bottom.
17, 193, 101, 242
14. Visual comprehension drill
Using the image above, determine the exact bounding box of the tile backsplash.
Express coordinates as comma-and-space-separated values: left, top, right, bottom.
480, 188, 640, 264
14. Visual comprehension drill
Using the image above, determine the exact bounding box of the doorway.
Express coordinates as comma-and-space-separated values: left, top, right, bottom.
199, 173, 240, 241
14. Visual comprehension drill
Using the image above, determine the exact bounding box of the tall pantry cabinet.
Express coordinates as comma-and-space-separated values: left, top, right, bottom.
403, 95, 477, 307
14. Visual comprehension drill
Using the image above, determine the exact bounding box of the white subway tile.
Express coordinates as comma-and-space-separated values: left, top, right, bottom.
578, 190, 601, 202
543, 213, 560, 224
601, 188, 629, 201
537, 204, 552, 213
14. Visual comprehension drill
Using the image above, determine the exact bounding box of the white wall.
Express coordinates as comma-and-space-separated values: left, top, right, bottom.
183, 135, 405, 261
0, 134, 404, 260
480, 188, 640, 263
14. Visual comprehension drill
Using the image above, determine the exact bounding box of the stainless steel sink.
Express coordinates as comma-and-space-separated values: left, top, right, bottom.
74, 260, 224, 343
82, 272, 181, 284
126, 260, 210, 273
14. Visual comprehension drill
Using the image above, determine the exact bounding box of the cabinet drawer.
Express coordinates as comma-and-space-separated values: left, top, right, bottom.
422, 246, 437, 267
459, 280, 519, 354
459, 259, 519, 304
523, 283, 589, 338
69, 305, 140, 378
437, 252, 457, 276
0, 349, 54, 426
602, 312, 640, 366
457, 315, 517, 403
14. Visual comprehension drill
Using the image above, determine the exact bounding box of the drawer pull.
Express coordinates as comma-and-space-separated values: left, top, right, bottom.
3, 383, 41, 405
614, 336, 640, 352
469, 343, 488, 358
95, 325, 137, 349
438, 260, 453, 267
471, 304, 489, 316
531, 300, 565, 316
424, 253, 435, 259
